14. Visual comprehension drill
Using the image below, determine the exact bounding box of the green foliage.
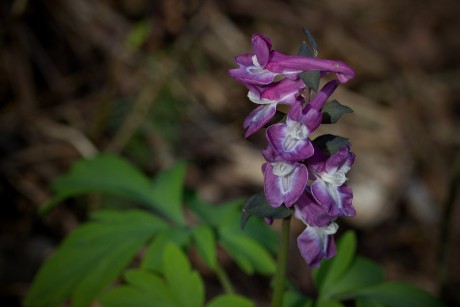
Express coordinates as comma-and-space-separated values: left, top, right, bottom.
298, 230, 443, 307
191, 225, 218, 269
26, 155, 277, 306
186, 192, 278, 274
101, 244, 252, 307
321, 100, 353, 124
241, 192, 293, 229
42, 155, 186, 224
24, 210, 168, 307
163, 244, 205, 307
26, 154, 443, 307
312, 134, 350, 157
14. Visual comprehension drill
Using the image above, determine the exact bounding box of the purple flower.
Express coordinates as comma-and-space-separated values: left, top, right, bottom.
266, 101, 319, 161
228, 34, 356, 87
309, 80, 340, 110
268, 52, 355, 84
228, 34, 282, 86
265, 80, 339, 160
308, 146, 356, 217
294, 188, 334, 227
297, 222, 338, 268
262, 146, 308, 208
244, 78, 305, 137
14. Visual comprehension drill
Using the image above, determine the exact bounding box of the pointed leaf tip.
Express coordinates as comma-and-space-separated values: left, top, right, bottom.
241, 193, 293, 229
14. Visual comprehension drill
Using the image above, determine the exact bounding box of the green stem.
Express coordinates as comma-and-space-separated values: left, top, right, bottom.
271, 216, 291, 307
215, 261, 235, 294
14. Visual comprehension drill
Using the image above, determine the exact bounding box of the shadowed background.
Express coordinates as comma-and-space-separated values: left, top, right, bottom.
1, 0, 459, 305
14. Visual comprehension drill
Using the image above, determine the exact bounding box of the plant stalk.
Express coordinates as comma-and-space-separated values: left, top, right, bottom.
215, 262, 235, 294
271, 216, 291, 307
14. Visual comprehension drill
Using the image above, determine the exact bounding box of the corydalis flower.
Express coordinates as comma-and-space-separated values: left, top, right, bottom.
297, 222, 338, 268
294, 187, 337, 268
244, 78, 305, 137
266, 80, 340, 161
262, 146, 308, 208
308, 145, 356, 217
228, 34, 355, 87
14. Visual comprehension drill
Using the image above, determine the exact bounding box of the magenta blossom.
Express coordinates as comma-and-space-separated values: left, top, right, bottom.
307, 145, 356, 217
265, 80, 340, 161
294, 187, 337, 267
262, 146, 308, 208
228, 34, 355, 87
244, 78, 305, 137
297, 221, 338, 268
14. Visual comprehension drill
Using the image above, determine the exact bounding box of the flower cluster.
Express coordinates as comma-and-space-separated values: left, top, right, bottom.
229, 33, 356, 268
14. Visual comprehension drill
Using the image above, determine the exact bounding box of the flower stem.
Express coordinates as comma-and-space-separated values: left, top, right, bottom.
215, 261, 235, 294
271, 216, 291, 307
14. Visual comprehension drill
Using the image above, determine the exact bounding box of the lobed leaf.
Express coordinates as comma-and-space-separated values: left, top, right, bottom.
24, 210, 167, 307
163, 244, 205, 307
206, 294, 254, 307
353, 282, 444, 307
41, 155, 186, 225
241, 193, 293, 230
312, 135, 350, 157
140, 227, 191, 273
319, 231, 357, 295
191, 225, 217, 270
321, 100, 353, 124
220, 234, 275, 275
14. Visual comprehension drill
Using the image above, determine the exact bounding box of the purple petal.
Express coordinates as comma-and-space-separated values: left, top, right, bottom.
244, 104, 277, 137
310, 180, 355, 217
266, 123, 315, 162
234, 53, 254, 67
287, 102, 322, 133
260, 78, 304, 103
268, 52, 355, 83
297, 224, 337, 268
252, 34, 271, 67
295, 188, 334, 227
325, 146, 355, 175
228, 66, 277, 85
309, 80, 340, 110
263, 162, 308, 207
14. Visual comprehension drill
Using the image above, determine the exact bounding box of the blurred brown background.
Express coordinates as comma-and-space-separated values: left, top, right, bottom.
1, 0, 459, 305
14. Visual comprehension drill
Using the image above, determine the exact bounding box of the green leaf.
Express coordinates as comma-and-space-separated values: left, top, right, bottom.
241, 193, 293, 229
141, 227, 190, 273
220, 234, 275, 275
206, 294, 254, 307
283, 290, 313, 307
299, 71, 321, 92
325, 257, 383, 299
163, 244, 205, 307
356, 298, 386, 307
312, 135, 350, 157
186, 192, 241, 228
321, 100, 353, 124
149, 160, 187, 225
353, 282, 444, 307
42, 155, 186, 225
315, 300, 345, 307
123, 269, 175, 305
99, 286, 154, 307
298, 40, 315, 58
319, 231, 357, 295
302, 27, 319, 55
24, 210, 167, 307
191, 225, 217, 269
